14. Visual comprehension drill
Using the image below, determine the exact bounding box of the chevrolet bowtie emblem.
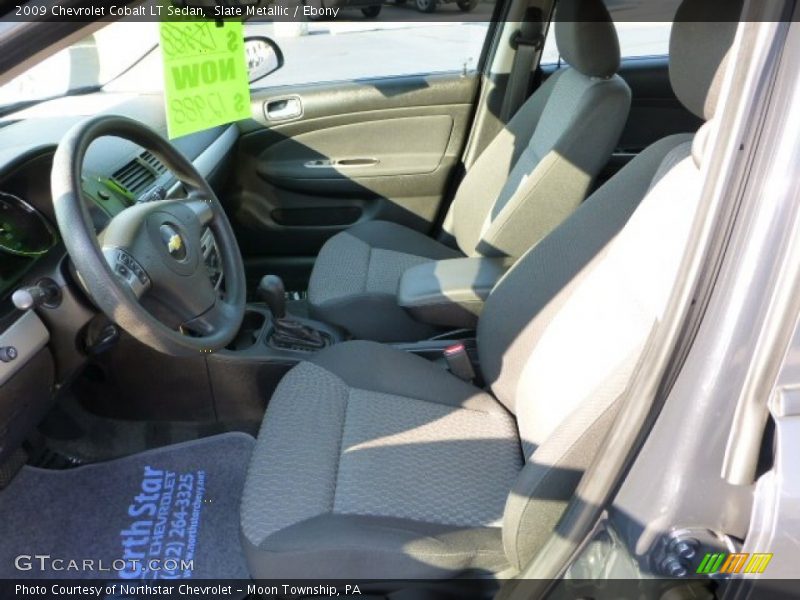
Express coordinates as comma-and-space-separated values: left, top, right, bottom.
159, 224, 187, 261
167, 234, 183, 254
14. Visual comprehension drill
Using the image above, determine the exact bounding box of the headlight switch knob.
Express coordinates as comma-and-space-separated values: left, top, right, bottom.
12, 279, 62, 311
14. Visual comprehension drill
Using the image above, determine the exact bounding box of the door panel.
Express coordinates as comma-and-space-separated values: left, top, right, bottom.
226, 73, 478, 286
259, 115, 454, 183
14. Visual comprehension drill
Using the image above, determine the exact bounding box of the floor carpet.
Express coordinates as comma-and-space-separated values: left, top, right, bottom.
0, 433, 254, 581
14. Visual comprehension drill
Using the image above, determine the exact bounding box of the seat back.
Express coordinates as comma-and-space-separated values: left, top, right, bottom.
473, 0, 744, 571
445, 0, 631, 260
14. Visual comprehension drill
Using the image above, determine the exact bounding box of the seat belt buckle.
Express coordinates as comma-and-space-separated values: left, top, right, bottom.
444, 343, 476, 382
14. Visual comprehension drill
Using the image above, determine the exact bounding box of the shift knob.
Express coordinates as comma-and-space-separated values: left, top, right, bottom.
258, 274, 286, 320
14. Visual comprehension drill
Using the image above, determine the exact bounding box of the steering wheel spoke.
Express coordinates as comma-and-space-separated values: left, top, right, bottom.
102, 247, 151, 300
181, 297, 236, 339
184, 196, 215, 227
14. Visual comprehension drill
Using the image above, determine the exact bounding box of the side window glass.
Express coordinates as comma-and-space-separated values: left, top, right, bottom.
540, 0, 678, 65
244, 20, 493, 88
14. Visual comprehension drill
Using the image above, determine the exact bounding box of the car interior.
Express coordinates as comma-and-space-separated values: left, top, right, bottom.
0, 0, 750, 590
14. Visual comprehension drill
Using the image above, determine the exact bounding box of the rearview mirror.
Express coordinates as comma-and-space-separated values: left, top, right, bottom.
244, 37, 283, 85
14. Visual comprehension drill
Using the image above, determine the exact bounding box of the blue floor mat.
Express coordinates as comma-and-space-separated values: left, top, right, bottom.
0, 432, 254, 581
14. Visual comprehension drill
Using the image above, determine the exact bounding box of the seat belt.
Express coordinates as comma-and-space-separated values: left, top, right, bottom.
500, 7, 546, 123
443, 342, 477, 382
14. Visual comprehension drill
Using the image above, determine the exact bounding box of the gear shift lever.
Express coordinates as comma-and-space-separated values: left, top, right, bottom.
258, 275, 286, 320
258, 275, 326, 351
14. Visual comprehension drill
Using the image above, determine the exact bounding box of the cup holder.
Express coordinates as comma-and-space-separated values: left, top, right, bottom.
225, 311, 267, 351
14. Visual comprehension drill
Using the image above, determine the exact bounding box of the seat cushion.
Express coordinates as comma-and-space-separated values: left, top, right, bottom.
307, 221, 462, 342
240, 341, 523, 579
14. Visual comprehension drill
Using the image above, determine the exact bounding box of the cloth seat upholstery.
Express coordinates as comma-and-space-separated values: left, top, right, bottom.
241, 0, 744, 581
307, 0, 631, 342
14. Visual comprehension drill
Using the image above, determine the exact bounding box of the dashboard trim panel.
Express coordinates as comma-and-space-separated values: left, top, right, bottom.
0, 309, 49, 386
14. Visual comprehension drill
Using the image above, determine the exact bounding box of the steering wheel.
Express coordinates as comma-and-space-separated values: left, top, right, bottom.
51, 115, 246, 356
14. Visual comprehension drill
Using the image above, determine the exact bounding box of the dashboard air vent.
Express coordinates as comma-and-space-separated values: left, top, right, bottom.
111, 151, 167, 197
140, 151, 167, 176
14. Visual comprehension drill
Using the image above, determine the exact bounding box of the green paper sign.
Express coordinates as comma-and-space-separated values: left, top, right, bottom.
160, 20, 250, 139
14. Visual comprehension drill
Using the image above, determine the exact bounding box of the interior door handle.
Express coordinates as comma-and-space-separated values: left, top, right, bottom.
304, 158, 380, 169
265, 97, 302, 121
336, 158, 379, 167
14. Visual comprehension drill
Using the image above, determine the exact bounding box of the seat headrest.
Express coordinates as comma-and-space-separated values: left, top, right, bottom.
555, 0, 621, 79
669, 0, 744, 120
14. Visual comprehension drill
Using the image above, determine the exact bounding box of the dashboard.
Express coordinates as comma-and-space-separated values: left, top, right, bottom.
0, 91, 237, 304
0, 89, 239, 465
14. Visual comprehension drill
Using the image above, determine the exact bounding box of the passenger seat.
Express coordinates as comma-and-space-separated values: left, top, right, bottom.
306, 0, 632, 342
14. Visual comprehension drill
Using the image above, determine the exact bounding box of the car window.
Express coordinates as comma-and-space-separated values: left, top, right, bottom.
540, 0, 679, 65
1, 18, 493, 107
244, 21, 492, 88
541, 21, 672, 64
0, 22, 159, 109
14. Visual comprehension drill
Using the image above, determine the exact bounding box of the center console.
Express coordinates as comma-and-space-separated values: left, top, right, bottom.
223, 275, 344, 358
203, 274, 345, 421
397, 256, 509, 330
221, 304, 344, 359
207, 270, 483, 421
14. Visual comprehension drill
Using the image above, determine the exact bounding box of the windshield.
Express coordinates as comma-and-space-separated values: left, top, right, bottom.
0, 22, 159, 109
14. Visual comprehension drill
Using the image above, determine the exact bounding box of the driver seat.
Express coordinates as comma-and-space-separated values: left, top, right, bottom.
240, 0, 741, 579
